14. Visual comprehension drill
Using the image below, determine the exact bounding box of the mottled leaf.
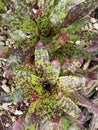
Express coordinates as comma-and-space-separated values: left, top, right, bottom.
35, 42, 50, 74
45, 33, 69, 53
10, 30, 26, 42
61, 58, 83, 74
12, 65, 40, 89
38, 0, 55, 15
87, 72, 97, 80
57, 76, 87, 93
0, 88, 25, 103
61, 116, 71, 130
12, 117, 24, 130
58, 94, 82, 119
62, 0, 98, 27
72, 92, 98, 114
37, 119, 63, 130
5, 43, 35, 76
85, 43, 98, 52
43, 60, 60, 85
50, 0, 68, 25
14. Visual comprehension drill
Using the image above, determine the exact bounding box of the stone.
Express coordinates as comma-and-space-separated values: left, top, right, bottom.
1, 103, 12, 110
90, 18, 97, 23
14, 110, 23, 115
93, 23, 98, 30
75, 40, 80, 45
1, 84, 10, 93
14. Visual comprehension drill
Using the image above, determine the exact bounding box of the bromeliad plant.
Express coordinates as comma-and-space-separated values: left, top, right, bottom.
0, 0, 98, 60
0, 0, 98, 130
0, 42, 94, 129
1, 42, 98, 130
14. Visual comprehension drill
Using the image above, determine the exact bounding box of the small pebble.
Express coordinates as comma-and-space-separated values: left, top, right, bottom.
93, 23, 98, 30
2, 79, 7, 84
90, 18, 97, 23
1, 84, 10, 93
75, 40, 80, 45
11, 116, 16, 122
14, 110, 23, 115
5, 123, 10, 127
1, 103, 12, 110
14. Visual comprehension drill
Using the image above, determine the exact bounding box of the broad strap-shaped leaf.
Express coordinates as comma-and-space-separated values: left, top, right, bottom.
1, 0, 37, 35
35, 42, 50, 74
57, 76, 87, 93
37, 119, 63, 130
50, 0, 68, 25
38, 0, 55, 16
45, 33, 69, 53
61, 58, 83, 74
12, 65, 40, 89
85, 43, 98, 53
0, 88, 25, 103
62, 0, 98, 27
24, 101, 42, 130
5, 43, 35, 72
72, 92, 98, 114
61, 116, 71, 130
58, 94, 82, 119
12, 117, 24, 130
43, 60, 60, 85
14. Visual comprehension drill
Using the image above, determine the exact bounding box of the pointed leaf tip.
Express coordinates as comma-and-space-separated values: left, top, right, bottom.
51, 117, 60, 123
36, 41, 44, 48
30, 92, 37, 101
78, 113, 86, 122
51, 60, 60, 66
59, 33, 69, 41
77, 58, 83, 64
36, 8, 42, 15
65, 59, 71, 66
85, 78, 91, 84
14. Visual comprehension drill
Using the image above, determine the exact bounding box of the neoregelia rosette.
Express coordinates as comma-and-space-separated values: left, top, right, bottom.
2, 42, 98, 130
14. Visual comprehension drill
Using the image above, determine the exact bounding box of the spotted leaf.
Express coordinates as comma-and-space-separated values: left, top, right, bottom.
43, 60, 60, 85
72, 92, 98, 114
50, 0, 68, 25
57, 76, 87, 93
58, 94, 83, 120
35, 42, 50, 74
36, 119, 63, 130
12, 65, 40, 89
61, 58, 83, 74
45, 33, 69, 53
62, 0, 98, 27
38, 0, 55, 15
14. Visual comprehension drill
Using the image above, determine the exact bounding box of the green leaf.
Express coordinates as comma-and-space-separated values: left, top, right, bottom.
59, 95, 81, 119
62, 0, 98, 27
50, 0, 68, 25
38, 0, 55, 16
61, 116, 71, 130
57, 76, 87, 93
13, 65, 40, 89
46, 33, 69, 53
35, 42, 50, 74
43, 60, 60, 85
